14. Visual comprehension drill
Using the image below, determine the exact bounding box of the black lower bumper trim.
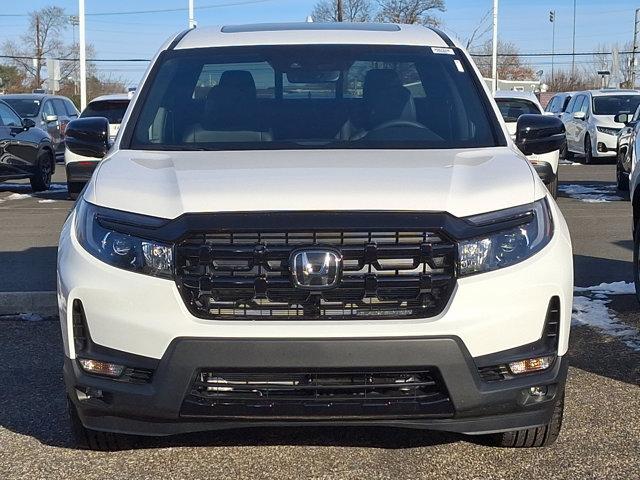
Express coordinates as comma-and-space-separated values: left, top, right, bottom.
65, 336, 568, 436
66, 161, 99, 183
532, 162, 555, 184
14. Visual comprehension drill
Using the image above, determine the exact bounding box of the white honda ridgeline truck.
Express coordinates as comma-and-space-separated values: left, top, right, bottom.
59, 23, 572, 450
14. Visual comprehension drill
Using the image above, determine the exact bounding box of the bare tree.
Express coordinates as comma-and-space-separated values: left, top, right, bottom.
375, 0, 445, 26
2, 6, 69, 88
593, 41, 635, 88
465, 9, 492, 51
472, 40, 536, 81
311, 0, 372, 22
544, 69, 597, 92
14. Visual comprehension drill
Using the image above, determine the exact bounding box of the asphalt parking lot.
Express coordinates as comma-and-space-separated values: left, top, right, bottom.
0, 163, 639, 479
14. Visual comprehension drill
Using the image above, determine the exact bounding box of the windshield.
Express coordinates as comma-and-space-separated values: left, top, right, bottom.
128, 45, 500, 151
81, 100, 129, 124
495, 98, 540, 122
3, 98, 41, 118
593, 95, 640, 115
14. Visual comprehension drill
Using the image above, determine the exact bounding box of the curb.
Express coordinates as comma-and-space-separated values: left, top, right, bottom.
0, 291, 58, 316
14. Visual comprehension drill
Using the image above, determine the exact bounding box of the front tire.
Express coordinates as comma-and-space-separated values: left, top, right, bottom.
560, 141, 573, 160
616, 161, 630, 192
68, 397, 133, 451
483, 392, 564, 448
634, 218, 640, 304
584, 135, 593, 164
67, 181, 84, 200
30, 150, 53, 192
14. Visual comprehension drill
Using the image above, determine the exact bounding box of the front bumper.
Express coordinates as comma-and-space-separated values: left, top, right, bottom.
593, 132, 618, 158
65, 336, 568, 436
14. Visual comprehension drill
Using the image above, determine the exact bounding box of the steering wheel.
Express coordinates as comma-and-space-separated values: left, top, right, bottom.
371, 120, 428, 132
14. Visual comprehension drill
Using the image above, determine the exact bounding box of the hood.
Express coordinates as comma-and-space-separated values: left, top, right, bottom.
88, 147, 538, 220
593, 114, 624, 128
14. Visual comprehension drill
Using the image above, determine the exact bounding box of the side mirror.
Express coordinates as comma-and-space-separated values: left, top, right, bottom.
515, 114, 566, 156
44, 114, 58, 123
22, 118, 36, 129
573, 111, 586, 121
65, 117, 110, 159
615, 113, 630, 125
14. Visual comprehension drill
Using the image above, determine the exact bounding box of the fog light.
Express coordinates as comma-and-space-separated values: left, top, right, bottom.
597, 142, 607, 153
78, 358, 125, 378
508, 356, 553, 375
529, 386, 548, 397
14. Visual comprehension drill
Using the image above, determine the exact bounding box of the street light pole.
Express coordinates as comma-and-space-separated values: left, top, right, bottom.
188, 0, 196, 29
571, 0, 576, 78
491, 0, 498, 94
337, 0, 344, 22
632, 8, 640, 88
79, 0, 86, 110
550, 10, 556, 85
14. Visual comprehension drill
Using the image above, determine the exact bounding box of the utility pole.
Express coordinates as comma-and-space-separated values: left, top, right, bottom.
549, 10, 556, 86
79, 0, 87, 110
632, 8, 640, 88
35, 16, 41, 88
70, 15, 79, 95
491, 0, 498, 94
571, 0, 576, 78
337, 0, 344, 22
188, 0, 197, 29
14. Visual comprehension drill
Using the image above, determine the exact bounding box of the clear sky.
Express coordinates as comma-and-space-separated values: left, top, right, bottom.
0, 0, 636, 87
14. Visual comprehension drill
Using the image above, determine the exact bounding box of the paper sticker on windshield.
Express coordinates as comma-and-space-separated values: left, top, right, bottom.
454, 59, 465, 72
432, 47, 455, 55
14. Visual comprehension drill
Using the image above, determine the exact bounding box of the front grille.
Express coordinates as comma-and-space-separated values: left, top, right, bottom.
181, 369, 453, 418
175, 230, 457, 320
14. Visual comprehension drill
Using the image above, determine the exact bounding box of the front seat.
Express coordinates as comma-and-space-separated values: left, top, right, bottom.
182, 84, 271, 143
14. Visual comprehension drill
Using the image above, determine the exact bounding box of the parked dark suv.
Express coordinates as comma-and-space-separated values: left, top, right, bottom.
1, 94, 79, 160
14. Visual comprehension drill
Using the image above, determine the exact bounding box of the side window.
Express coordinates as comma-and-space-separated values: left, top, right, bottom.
572, 96, 584, 114
0, 103, 23, 127
561, 96, 572, 112
194, 62, 275, 99
579, 96, 589, 114
53, 99, 67, 116
65, 99, 79, 117
42, 100, 56, 119
565, 96, 577, 114
344, 61, 426, 98
546, 96, 557, 112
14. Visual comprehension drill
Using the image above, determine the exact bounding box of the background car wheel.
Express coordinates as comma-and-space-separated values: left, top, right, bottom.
560, 142, 573, 160
68, 397, 134, 451
584, 136, 593, 164
30, 150, 53, 192
616, 166, 630, 192
634, 219, 640, 304
67, 182, 84, 200
547, 175, 559, 198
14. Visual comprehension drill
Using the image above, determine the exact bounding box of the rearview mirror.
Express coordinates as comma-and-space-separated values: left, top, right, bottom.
615, 112, 630, 124
515, 114, 566, 156
573, 111, 586, 120
65, 117, 110, 159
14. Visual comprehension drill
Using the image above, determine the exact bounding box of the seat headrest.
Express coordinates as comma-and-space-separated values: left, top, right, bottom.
367, 85, 416, 128
202, 85, 258, 130
219, 70, 257, 98
363, 69, 402, 102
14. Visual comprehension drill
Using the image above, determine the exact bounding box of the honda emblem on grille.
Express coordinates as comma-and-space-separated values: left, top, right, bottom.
290, 248, 342, 290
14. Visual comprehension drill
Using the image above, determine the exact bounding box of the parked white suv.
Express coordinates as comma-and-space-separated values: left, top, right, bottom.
494, 91, 560, 197
65, 94, 132, 199
561, 89, 640, 163
59, 23, 572, 451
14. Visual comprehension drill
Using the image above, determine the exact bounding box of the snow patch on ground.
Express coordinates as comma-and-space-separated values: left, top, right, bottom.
573, 281, 640, 351
5, 193, 31, 200
559, 184, 623, 203
0, 313, 45, 322
559, 160, 582, 165
38, 199, 57, 203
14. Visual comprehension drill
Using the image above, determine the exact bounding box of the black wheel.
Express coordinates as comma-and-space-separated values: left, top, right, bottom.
483, 393, 564, 448
560, 141, 573, 160
634, 218, 640, 304
67, 397, 133, 451
547, 174, 558, 198
30, 150, 53, 192
584, 135, 593, 164
616, 162, 630, 192
67, 181, 84, 200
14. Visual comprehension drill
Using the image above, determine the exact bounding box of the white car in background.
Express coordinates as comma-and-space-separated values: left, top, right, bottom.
64, 93, 132, 199
494, 91, 560, 197
561, 89, 640, 164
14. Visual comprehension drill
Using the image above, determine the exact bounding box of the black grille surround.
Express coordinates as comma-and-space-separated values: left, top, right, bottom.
175, 228, 457, 320
181, 368, 453, 419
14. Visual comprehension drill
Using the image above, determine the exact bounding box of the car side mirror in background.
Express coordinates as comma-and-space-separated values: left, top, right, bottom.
44, 114, 58, 123
573, 111, 586, 121
614, 112, 630, 125
65, 117, 110, 159
22, 118, 36, 129
515, 114, 566, 156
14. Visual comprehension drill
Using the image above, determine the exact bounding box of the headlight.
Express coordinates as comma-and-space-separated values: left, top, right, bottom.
458, 199, 553, 276
74, 199, 173, 278
596, 126, 620, 136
